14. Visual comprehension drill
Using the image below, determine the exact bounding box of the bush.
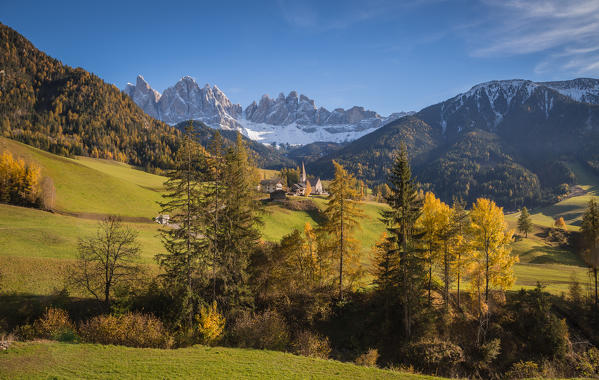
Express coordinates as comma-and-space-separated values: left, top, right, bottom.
230, 310, 289, 351
407, 339, 464, 374
79, 313, 172, 348
506, 361, 539, 379
355, 348, 379, 367
292, 330, 331, 359
196, 301, 225, 345
33, 308, 77, 341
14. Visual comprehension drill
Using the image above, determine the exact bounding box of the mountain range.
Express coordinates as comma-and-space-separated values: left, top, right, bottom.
3, 20, 599, 210
124, 75, 411, 145
309, 78, 599, 209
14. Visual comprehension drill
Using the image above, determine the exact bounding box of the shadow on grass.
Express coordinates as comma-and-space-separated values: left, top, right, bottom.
525, 244, 585, 267
0, 293, 102, 331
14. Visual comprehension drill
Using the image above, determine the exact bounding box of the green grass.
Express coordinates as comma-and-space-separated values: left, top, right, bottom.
262, 196, 388, 258
0, 342, 437, 380
0, 204, 163, 295
505, 161, 599, 293
0, 137, 164, 218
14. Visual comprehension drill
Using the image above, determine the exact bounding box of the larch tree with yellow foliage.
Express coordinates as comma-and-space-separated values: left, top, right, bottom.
419, 192, 450, 304
323, 160, 364, 299
469, 198, 517, 309
450, 200, 470, 311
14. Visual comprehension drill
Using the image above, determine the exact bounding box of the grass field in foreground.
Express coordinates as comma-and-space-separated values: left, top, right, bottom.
0, 342, 438, 380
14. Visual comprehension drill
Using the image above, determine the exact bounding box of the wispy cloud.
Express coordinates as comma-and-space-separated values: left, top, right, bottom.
471, 0, 599, 76
277, 0, 444, 32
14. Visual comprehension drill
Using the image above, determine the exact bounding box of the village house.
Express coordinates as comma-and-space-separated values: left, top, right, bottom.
155, 214, 170, 225
259, 177, 283, 193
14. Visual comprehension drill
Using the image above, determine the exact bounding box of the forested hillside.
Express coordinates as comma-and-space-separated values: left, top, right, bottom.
0, 23, 180, 171
309, 81, 599, 209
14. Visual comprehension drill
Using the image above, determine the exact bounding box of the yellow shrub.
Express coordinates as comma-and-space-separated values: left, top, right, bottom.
33, 308, 75, 341
196, 301, 225, 345
79, 313, 172, 348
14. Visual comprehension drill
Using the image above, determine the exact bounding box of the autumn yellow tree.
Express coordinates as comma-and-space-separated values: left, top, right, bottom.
554, 217, 567, 231
469, 198, 517, 311
323, 160, 364, 298
305, 180, 312, 197
450, 201, 470, 310
419, 192, 451, 304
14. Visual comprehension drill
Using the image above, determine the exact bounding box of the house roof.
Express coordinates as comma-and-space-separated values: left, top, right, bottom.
260, 177, 282, 185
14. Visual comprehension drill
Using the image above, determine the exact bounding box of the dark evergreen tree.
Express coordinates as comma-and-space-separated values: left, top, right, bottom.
156, 123, 209, 327
379, 142, 425, 340
582, 199, 599, 307
517, 207, 532, 238
217, 133, 262, 312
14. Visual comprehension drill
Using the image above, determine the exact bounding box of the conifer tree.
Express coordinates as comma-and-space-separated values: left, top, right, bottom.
582, 199, 599, 306
156, 123, 208, 326
204, 131, 227, 302
218, 133, 262, 311
517, 207, 532, 237
379, 143, 424, 339
323, 160, 364, 299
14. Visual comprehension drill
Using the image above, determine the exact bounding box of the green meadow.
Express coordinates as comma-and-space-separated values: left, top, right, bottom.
1, 137, 598, 296
0, 342, 437, 380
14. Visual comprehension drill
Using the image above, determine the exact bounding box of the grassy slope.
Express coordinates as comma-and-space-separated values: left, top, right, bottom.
505, 161, 598, 293
0, 138, 388, 295
3, 136, 597, 296
0, 342, 436, 380
0, 137, 164, 217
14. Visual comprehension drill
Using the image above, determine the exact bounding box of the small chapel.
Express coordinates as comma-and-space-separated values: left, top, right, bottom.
291, 162, 323, 196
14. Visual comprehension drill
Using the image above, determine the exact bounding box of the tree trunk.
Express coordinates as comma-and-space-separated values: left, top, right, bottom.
339, 198, 344, 300
402, 223, 410, 339
485, 242, 489, 302
444, 244, 449, 311
595, 268, 598, 307
104, 284, 111, 310
457, 252, 461, 310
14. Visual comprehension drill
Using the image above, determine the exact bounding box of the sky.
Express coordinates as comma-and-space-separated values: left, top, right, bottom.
1, 0, 598, 115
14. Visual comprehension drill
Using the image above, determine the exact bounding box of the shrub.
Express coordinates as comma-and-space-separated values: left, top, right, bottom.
407, 339, 464, 374
196, 301, 225, 345
292, 330, 331, 359
13, 324, 36, 341
506, 361, 539, 379
585, 347, 599, 373
33, 308, 77, 341
79, 312, 172, 348
230, 310, 289, 351
355, 348, 379, 367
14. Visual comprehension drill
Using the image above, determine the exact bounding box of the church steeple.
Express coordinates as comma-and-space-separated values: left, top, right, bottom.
301, 162, 307, 183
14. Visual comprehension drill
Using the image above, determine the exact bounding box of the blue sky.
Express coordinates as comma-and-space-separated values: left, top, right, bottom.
2, 0, 598, 115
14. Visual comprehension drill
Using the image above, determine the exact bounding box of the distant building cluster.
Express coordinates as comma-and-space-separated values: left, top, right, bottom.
259, 162, 324, 201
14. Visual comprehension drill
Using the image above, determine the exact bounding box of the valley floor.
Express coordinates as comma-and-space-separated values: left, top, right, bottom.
1, 137, 599, 296
0, 342, 438, 379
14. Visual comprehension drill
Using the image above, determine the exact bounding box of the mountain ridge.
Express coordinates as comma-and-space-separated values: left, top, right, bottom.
123, 75, 413, 145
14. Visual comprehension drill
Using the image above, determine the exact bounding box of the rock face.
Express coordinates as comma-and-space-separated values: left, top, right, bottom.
124, 76, 161, 119
123, 76, 412, 145
124, 75, 242, 130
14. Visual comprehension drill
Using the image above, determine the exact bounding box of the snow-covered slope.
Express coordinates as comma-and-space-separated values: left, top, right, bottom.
542, 78, 599, 105
417, 78, 599, 137
123, 76, 412, 145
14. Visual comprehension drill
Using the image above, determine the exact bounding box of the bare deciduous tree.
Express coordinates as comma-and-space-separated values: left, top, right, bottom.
69, 216, 141, 309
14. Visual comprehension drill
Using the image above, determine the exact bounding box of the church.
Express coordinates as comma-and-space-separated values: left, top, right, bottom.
290, 162, 323, 196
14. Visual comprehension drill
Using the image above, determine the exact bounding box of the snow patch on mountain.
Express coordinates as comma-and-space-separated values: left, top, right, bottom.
123, 75, 413, 145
